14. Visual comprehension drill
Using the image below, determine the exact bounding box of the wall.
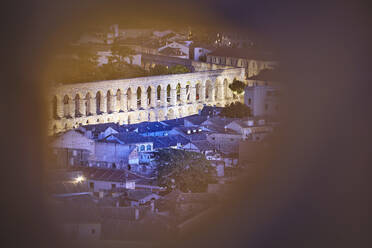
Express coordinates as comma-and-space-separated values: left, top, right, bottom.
88, 179, 134, 192
52, 130, 95, 155
244, 81, 280, 117
94, 142, 133, 165
207, 133, 242, 154
48, 67, 245, 135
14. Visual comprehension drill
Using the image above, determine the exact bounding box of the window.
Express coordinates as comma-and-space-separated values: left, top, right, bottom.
248, 98, 251, 105
212, 137, 215, 140
140, 145, 145, 151
146, 144, 152, 151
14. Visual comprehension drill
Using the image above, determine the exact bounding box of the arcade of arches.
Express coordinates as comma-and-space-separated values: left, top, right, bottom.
49, 68, 245, 134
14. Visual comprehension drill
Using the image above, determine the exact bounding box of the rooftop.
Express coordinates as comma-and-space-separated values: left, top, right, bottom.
247, 68, 280, 81
67, 166, 142, 182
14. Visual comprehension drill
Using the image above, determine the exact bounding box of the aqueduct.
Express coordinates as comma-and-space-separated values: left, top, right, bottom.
48, 67, 245, 134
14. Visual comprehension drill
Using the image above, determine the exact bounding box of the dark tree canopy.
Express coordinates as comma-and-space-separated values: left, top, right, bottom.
229, 79, 246, 95
149, 64, 169, 75
168, 65, 190, 74
155, 149, 216, 193
220, 102, 251, 118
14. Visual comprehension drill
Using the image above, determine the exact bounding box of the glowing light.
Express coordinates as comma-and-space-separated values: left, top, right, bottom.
75, 176, 85, 183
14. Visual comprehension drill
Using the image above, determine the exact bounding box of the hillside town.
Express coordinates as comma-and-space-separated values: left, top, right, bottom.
46, 24, 281, 243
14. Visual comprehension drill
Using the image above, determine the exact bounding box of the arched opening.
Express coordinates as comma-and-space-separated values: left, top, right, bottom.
75, 94, 80, 117
147, 87, 151, 105
157, 85, 161, 102
214, 83, 218, 101
85, 93, 91, 116
223, 79, 229, 99
167, 108, 175, 120
137, 87, 142, 109
107, 90, 112, 113
188, 106, 194, 115
176, 83, 181, 103
63, 95, 70, 118
167, 85, 171, 103
195, 83, 200, 101
149, 111, 156, 122
52, 96, 58, 120
186, 84, 190, 102
96, 91, 101, 114
158, 110, 164, 121
116, 89, 122, 112
206, 81, 212, 101
127, 88, 132, 111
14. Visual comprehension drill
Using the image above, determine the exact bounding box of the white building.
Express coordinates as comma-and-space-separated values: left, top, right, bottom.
245, 69, 280, 117
193, 46, 213, 61
158, 41, 191, 59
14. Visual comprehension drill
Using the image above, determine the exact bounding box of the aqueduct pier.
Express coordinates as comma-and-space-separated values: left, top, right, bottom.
49, 67, 245, 135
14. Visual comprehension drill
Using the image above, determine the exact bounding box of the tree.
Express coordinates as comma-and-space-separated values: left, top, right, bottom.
155, 149, 216, 193
149, 64, 168, 76
229, 79, 246, 97
220, 102, 251, 118
110, 41, 136, 65
168, 65, 190, 74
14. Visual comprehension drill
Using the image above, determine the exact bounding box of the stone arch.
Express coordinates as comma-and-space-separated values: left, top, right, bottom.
139, 111, 148, 122
85, 92, 92, 116
223, 78, 230, 99
136, 87, 142, 109
116, 89, 122, 112
106, 89, 114, 113
63, 95, 71, 118
166, 84, 171, 103
176, 83, 181, 103
195, 82, 201, 101
156, 85, 161, 102
185, 82, 191, 102
149, 110, 156, 122
146, 86, 152, 105
126, 88, 133, 111
158, 109, 165, 121
187, 105, 194, 115
74, 93, 82, 117
167, 108, 175, 120
96, 91, 102, 114
205, 80, 214, 102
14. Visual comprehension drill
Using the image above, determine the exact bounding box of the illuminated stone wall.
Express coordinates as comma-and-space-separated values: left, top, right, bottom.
48, 67, 245, 135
